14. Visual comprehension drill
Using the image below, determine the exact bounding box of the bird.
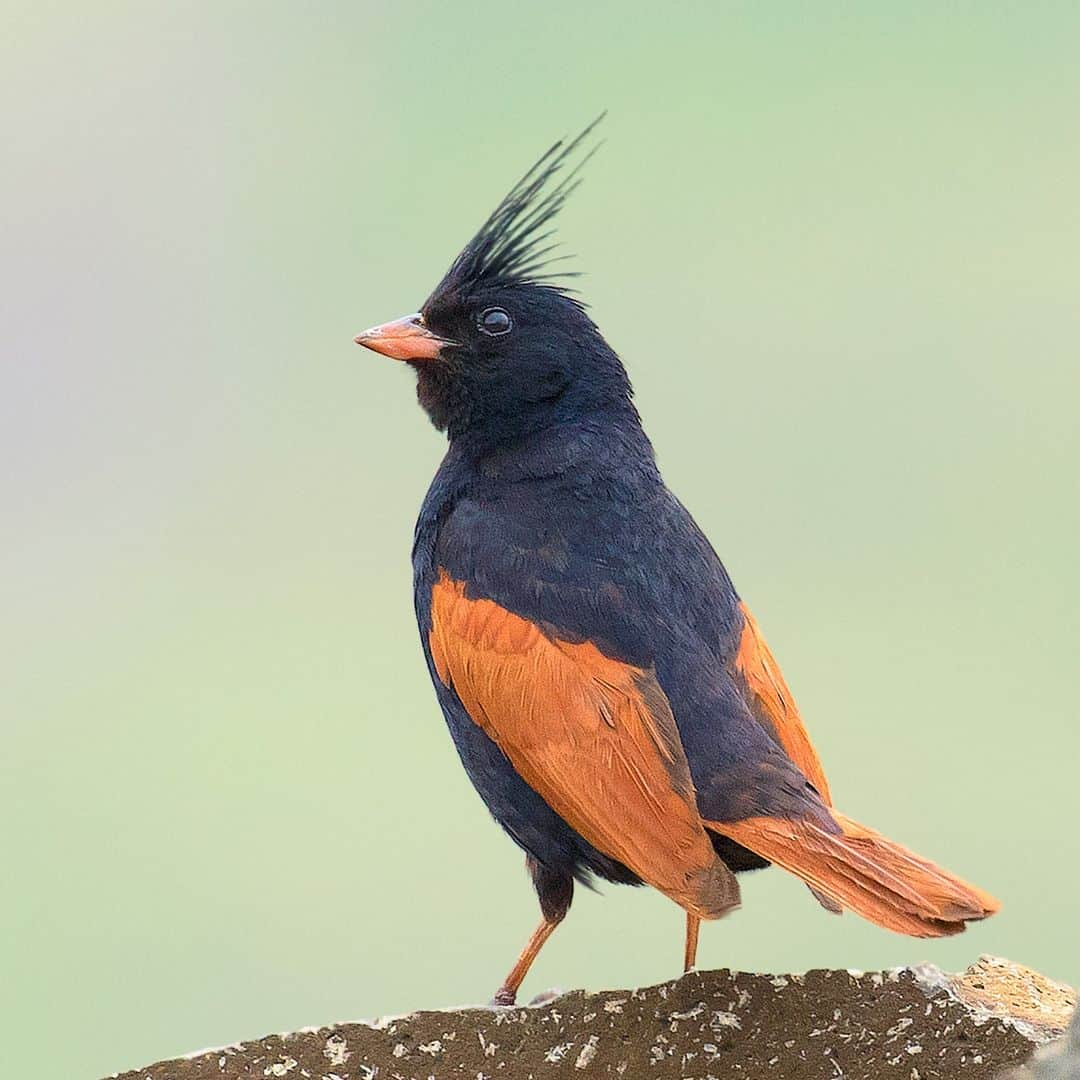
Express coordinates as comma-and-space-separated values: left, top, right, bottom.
354, 117, 999, 1006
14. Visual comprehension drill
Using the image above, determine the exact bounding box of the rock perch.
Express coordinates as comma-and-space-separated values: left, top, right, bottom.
109, 956, 1074, 1080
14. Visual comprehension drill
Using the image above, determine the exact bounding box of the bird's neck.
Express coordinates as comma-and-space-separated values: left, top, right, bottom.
449, 405, 657, 485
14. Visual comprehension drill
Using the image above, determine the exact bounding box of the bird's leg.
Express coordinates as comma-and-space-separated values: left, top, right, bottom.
490, 916, 562, 1006
683, 912, 701, 973
490, 857, 573, 1006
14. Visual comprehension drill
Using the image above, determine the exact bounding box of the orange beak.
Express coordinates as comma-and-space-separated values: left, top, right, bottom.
353, 313, 455, 361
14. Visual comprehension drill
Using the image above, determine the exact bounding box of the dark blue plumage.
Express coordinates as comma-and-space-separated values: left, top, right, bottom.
410, 407, 814, 884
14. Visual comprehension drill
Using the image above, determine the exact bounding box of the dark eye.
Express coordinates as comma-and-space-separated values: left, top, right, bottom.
477, 307, 512, 336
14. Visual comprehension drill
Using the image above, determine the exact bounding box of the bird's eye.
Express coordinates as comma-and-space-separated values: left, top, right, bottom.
477, 307, 512, 336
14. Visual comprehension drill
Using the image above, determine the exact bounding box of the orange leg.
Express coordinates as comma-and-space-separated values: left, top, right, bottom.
491, 915, 564, 1005
683, 912, 700, 973
491, 858, 573, 1006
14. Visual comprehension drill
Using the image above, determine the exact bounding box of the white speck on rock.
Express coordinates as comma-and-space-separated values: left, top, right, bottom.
604, 999, 626, 1013
545, 1042, 574, 1063
574, 1035, 599, 1069
711, 1011, 742, 1031
669, 1004, 704, 1023
263, 1058, 297, 1077
322, 1036, 349, 1066
418, 1040, 443, 1056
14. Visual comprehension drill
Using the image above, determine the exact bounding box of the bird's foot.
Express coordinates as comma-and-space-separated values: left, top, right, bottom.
488, 985, 565, 1007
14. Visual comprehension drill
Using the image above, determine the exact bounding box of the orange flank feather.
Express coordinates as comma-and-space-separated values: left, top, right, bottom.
429, 572, 739, 919
733, 602, 832, 804
707, 812, 1000, 937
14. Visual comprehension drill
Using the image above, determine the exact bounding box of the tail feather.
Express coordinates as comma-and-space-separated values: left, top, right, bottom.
706, 811, 1000, 938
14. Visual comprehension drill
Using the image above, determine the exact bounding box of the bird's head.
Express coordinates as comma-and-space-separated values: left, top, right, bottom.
355, 117, 635, 450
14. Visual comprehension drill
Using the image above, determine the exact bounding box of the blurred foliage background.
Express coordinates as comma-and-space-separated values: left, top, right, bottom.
3, 4, 1078, 1078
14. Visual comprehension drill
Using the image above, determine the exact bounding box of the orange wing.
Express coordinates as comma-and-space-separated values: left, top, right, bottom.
732, 602, 832, 804
723, 606, 999, 932
429, 572, 738, 919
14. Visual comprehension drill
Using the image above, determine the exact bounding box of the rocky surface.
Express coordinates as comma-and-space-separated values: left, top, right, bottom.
110, 956, 1073, 1080
1003, 996, 1080, 1079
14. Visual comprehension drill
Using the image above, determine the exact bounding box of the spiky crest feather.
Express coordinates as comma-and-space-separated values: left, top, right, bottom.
426, 114, 605, 307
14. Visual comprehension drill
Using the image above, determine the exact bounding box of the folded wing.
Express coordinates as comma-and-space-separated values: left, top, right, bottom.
717, 603, 999, 933
429, 571, 739, 919
731, 602, 832, 804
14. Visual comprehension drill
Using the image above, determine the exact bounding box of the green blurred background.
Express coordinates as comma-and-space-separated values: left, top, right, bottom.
3, 4, 1078, 1077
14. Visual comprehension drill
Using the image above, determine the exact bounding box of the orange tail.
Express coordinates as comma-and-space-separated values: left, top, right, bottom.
707, 811, 1000, 938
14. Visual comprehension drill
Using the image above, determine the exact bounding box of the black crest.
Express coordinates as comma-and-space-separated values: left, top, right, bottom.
427, 115, 605, 305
